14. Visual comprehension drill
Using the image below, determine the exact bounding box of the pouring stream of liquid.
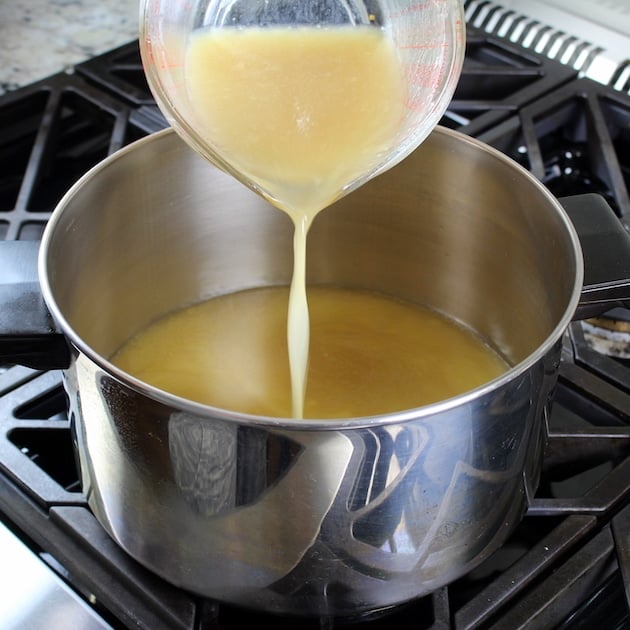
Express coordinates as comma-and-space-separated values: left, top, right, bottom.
287, 214, 312, 418
185, 26, 407, 417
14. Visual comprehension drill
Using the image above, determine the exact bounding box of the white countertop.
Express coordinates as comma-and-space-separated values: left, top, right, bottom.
0, 1, 139, 96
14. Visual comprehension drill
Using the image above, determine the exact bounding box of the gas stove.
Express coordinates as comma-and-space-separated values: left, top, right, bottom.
0, 7, 629, 630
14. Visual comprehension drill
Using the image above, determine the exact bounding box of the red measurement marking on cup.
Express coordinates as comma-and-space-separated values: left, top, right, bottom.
402, 62, 447, 110
404, 63, 442, 87
390, 20, 460, 51
145, 39, 182, 70
397, 42, 450, 50
388, 0, 436, 19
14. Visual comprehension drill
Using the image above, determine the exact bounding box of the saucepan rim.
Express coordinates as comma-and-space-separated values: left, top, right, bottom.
38, 126, 584, 430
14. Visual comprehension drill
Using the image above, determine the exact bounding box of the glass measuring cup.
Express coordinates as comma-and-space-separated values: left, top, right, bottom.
139, 0, 466, 419
139, 0, 466, 211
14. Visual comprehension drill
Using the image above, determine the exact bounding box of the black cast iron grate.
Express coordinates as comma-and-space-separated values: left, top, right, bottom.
72, 27, 578, 139
0, 72, 162, 242
476, 78, 630, 227
444, 26, 576, 136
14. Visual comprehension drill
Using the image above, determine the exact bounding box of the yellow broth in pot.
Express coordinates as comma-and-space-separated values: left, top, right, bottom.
111, 286, 509, 419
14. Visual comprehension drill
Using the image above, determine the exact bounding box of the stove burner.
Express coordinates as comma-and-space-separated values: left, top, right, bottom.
475, 77, 630, 361
542, 141, 616, 204
477, 78, 630, 225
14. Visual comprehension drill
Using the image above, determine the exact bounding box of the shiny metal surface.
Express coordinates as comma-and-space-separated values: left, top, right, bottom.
465, 0, 630, 92
0, 521, 112, 629
39, 127, 583, 616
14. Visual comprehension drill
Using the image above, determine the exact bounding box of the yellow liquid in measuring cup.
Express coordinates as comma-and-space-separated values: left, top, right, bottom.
185, 26, 406, 214
111, 287, 509, 419
185, 26, 407, 418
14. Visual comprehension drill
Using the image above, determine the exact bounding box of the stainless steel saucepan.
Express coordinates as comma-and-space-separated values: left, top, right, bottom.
1, 126, 629, 618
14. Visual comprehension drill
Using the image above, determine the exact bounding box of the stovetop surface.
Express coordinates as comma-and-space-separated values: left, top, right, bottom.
0, 18, 629, 630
